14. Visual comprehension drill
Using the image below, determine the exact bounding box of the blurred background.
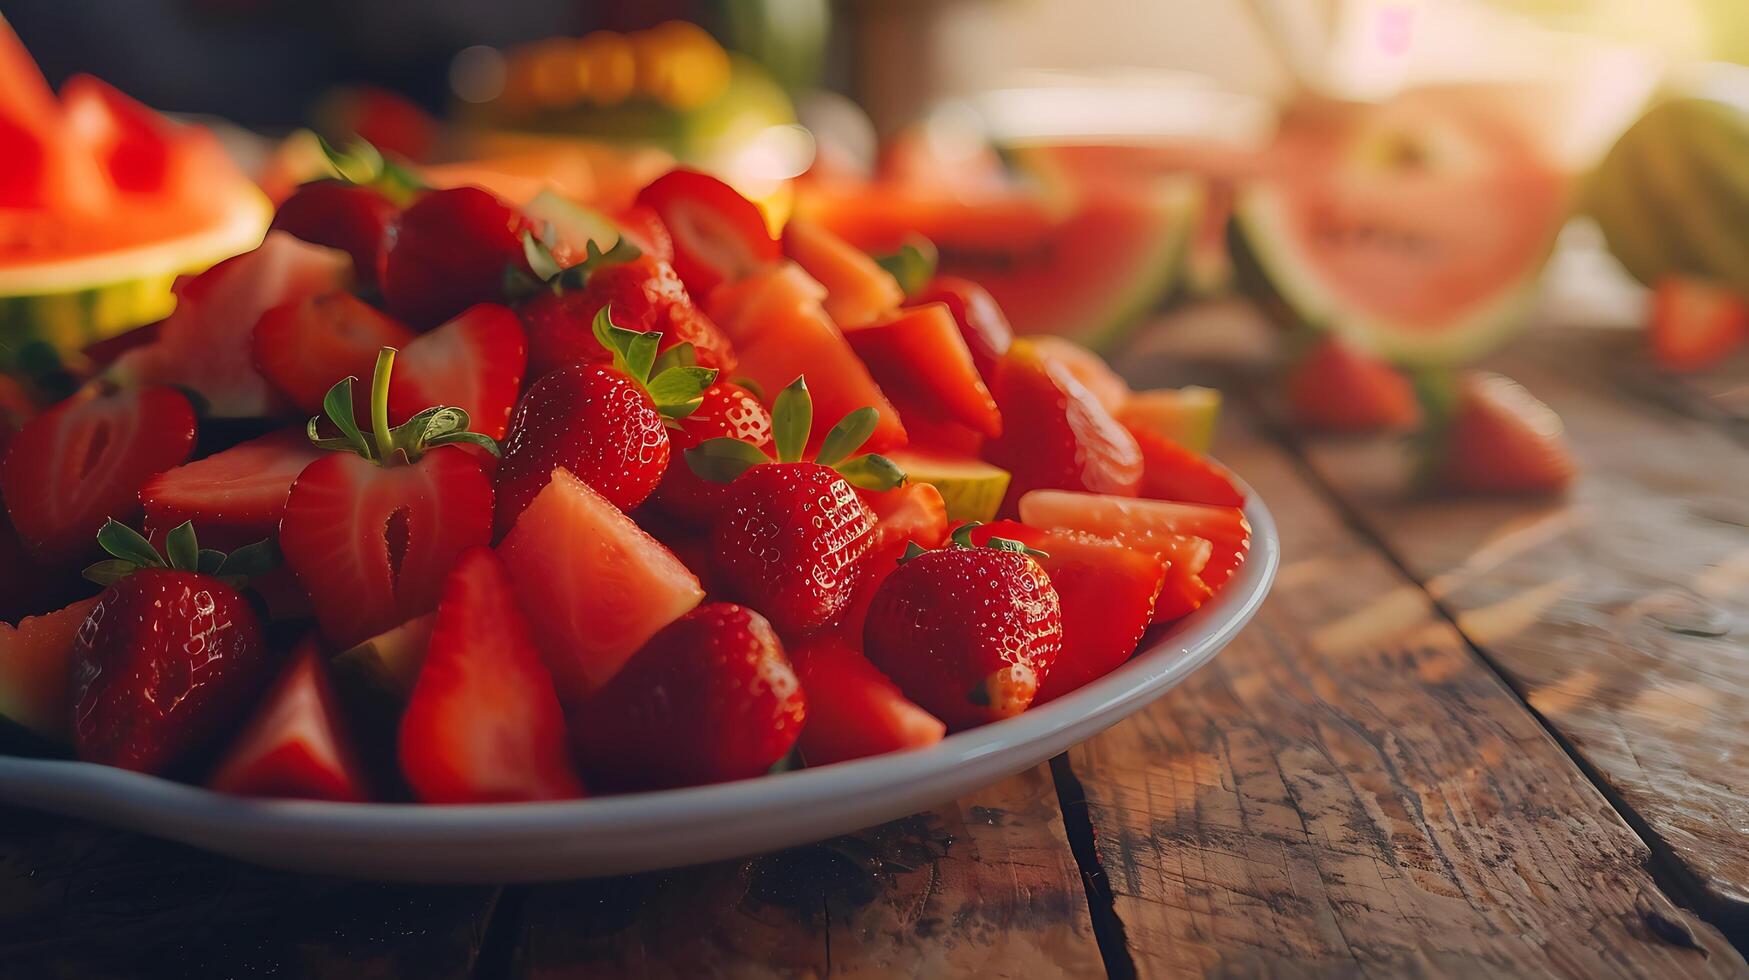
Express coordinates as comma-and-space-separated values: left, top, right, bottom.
6, 0, 1749, 384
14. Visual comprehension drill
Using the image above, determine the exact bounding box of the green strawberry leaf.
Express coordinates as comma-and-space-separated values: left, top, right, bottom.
897, 540, 929, 564
874, 236, 939, 296
82, 559, 138, 587
215, 538, 282, 582
521, 231, 566, 284
196, 549, 228, 576
650, 341, 698, 376
947, 521, 1047, 558
95, 519, 163, 569
685, 437, 772, 484
831, 453, 906, 492
733, 376, 765, 402
771, 376, 812, 464
164, 521, 200, 573
814, 406, 878, 467
425, 429, 502, 457
647, 366, 719, 419
311, 376, 371, 458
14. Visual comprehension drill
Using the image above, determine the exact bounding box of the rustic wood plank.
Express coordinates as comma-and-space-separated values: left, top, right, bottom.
1063, 392, 1745, 977
0, 805, 501, 978
511, 764, 1104, 978
1291, 327, 1749, 921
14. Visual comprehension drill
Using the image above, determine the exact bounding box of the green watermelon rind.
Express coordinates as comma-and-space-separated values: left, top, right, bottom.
0, 191, 271, 365
1228, 185, 1551, 367
1588, 99, 1749, 294
1065, 176, 1201, 353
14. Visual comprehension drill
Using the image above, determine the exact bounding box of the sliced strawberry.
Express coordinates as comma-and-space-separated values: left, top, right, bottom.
1285, 336, 1420, 433
498, 466, 704, 702
1425, 371, 1575, 496
140, 427, 322, 550
790, 632, 946, 766
1650, 276, 1749, 373
783, 217, 903, 328
253, 291, 416, 415
968, 521, 1165, 701
388, 303, 527, 440
635, 169, 779, 298
1018, 489, 1246, 591
271, 180, 399, 286
400, 547, 584, 802
1129, 429, 1245, 507
208, 634, 371, 801
614, 204, 674, 264
984, 341, 1141, 515
848, 303, 1001, 439
283, 447, 492, 648
108, 232, 355, 418
383, 185, 532, 329
860, 481, 949, 550
913, 276, 1013, 382
1030, 337, 1130, 415
1, 386, 196, 565
572, 603, 805, 790
707, 263, 908, 453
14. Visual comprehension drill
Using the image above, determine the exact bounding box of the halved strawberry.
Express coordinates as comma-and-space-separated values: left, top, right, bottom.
108, 231, 355, 418
1030, 337, 1130, 415
208, 633, 371, 801
1, 385, 196, 565
400, 547, 584, 802
498, 466, 704, 702
635, 169, 780, 298
1284, 336, 1419, 433
848, 303, 1001, 439
984, 340, 1141, 515
1128, 429, 1245, 507
789, 633, 945, 766
783, 217, 903, 328
1650, 276, 1749, 373
968, 521, 1165, 701
912, 276, 1013, 382
1018, 488, 1246, 591
707, 263, 908, 453
388, 303, 527, 441
280, 349, 499, 648
141, 427, 323, 550
253, 291, 416, 415
1421, 371, 1575, 496
271, 179, 399, 286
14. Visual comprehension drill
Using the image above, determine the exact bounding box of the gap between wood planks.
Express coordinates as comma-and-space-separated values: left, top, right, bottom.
1223, 368, 1749, 957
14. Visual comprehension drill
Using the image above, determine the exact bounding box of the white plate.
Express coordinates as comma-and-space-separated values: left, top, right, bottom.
0, 494, 1277, 883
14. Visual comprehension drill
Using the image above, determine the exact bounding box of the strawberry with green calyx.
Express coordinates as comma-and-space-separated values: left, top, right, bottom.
873, 236, 939, 298
684, 376, 907, 492
271, 138, 423, 287
69, 520, 276, 775
281, 347, 498, 648
863, 521, 1064, 731
495, 306, 718, 531
687, 378, 905, 637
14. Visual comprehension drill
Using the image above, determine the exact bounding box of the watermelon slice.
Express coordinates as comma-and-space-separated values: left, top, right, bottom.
0, 596, 98, 745
795, 177, 1198, 349
497, 466, 704, 702
0, 23, 270, 362
1118, 386, 1222, 455
783, 217, 903, 329
1231, 92, 1569, 366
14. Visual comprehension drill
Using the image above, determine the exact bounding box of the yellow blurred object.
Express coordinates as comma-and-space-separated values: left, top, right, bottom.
576, 31, 637, 106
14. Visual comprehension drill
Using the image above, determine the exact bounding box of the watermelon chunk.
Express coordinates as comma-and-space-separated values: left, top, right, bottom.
783, 217, 903, 328
847, 303, 1000, 439
0, 596, 98, 744
707, 263, 908, 453
208, 636, 371, 801
497, 466, 704, 702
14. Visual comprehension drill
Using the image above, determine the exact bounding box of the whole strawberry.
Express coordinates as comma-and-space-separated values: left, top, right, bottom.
495, 307, 719, 533
70, 520, 277, 774
270, 179, 399, 287
519, 253, 736, 379
281, 347, 499, 648
571, 602, 804, 790
382, 186, 532, 329
650, 380, 772, 526
689, 378, 905, 637
862, 524, 1063, 730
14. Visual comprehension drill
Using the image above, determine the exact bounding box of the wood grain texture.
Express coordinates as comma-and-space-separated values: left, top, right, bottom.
1064, 398, 1746, 978
0, 805, 502, 979
1294, 328, 1749, 918
510, 765, 1103, 978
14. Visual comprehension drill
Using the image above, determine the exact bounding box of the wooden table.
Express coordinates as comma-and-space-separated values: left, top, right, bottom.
4, 305, 1747, 978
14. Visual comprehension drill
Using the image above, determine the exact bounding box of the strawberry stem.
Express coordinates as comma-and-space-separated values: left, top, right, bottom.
371, 347, 398, 465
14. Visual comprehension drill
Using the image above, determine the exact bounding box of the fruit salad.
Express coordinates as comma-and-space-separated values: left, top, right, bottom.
0, 154, 1252, 804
